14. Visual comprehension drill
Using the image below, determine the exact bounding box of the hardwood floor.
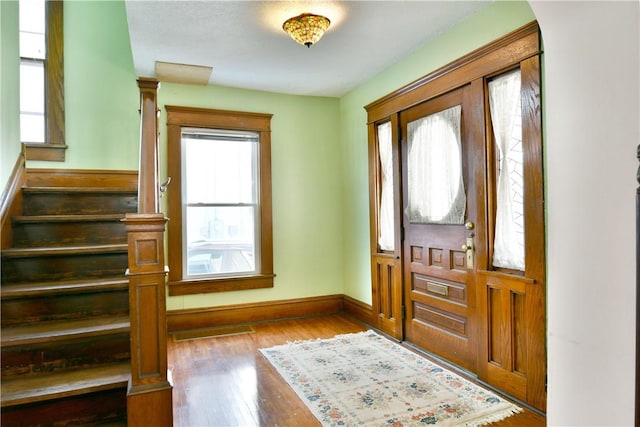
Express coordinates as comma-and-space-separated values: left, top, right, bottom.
167, 314, 545, 426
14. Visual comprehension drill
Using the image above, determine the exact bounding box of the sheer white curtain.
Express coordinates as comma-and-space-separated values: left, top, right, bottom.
407, 105, 465, 224
489, 69, 525, 270
377, 122, 394, 251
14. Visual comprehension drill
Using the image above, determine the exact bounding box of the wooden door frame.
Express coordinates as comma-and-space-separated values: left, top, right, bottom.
366, 21, 545, 411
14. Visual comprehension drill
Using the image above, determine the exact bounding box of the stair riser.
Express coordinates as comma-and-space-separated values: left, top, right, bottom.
1, 334, 130, 377
1, 253, 128, 283
12, 221, 127, 248
23, 193, 137, 215
1, 291, 129, 327
1, 387, 127, 427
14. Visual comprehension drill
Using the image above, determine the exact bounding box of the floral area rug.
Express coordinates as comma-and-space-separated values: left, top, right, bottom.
259, 330, 521, 426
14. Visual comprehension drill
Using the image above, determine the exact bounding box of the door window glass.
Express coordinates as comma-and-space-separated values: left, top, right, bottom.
488, 69, 524, 270
377, 121, 395, 251
407, 105, 465, 224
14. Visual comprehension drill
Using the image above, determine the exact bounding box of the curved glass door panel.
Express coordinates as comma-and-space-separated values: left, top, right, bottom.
407, 105, 465, 224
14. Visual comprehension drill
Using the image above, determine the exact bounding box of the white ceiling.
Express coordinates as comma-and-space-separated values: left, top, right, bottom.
124, 1, 492, 98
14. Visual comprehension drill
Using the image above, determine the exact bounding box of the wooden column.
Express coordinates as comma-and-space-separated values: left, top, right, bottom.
125, 78, 172, 426
136, 78, 160, 214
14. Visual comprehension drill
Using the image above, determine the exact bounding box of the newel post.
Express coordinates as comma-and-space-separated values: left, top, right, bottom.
123, 78, 173, 426
136, 77, 160, 214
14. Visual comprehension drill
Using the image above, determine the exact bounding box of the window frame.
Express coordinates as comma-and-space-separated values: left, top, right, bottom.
20, 0, 67, 161
165, 105, 275, 296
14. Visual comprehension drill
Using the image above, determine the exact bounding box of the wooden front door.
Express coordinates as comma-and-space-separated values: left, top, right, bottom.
366, 23, 546, 412
400, 85, 482, 372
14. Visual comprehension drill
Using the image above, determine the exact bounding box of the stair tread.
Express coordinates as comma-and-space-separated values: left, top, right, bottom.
0, 362, 130, 407
1, 315, 130, 347
1, 244, 128, 258
12, 214, 126, 223
1, 277, 128, 298
23, 186, 137, 194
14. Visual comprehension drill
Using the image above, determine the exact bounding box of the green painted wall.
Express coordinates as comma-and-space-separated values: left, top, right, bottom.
158, 84, 343, 310
1, 0, 21, 187
2, 0, 535, 311
27, 0, 139, 171
339, 1, 536, 304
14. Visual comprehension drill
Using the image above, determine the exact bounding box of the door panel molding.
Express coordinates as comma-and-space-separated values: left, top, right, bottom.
372, 254, 403, 337
477, 270, 543, 405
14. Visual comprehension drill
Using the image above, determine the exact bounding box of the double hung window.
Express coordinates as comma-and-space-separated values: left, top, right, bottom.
166, 106, 274, 296
182, 128, 259, 278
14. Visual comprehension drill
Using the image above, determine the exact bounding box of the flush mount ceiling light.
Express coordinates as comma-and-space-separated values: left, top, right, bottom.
282, 13, 331, 48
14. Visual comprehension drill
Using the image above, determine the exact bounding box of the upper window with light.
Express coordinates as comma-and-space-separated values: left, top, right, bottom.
19, 0, 66, 161
19, 0, 45, 143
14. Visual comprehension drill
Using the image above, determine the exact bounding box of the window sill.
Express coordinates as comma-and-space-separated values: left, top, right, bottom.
168, 274, 275, 296
22, 143, 67, 162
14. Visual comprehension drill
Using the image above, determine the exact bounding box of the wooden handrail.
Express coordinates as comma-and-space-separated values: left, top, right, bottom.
123, 78, 172, 426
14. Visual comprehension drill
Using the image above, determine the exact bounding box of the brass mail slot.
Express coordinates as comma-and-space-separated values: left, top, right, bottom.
426, 281, 449, 296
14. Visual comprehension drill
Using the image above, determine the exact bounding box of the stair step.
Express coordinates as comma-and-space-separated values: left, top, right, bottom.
0, 362, 130, 407
1, 278, 129, 328
1, 244, 128, 258
1, 315, 130, 348
24, 169, 138, 189
1, 315, 130, 377
22, 187, 137, 216
1, 244, 128, 283
23, 187, 136, 194
1, 277, 128, 299
12, 214, 127, 247
12, 213, 126, 223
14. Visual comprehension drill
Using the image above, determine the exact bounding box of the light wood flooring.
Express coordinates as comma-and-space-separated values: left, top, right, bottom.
167, 314, 546, 426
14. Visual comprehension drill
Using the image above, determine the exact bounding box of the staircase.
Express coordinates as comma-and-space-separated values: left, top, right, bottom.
1, 172, 137, 426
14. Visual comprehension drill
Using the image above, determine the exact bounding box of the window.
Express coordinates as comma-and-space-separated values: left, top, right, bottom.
406, 105, 465, 224
19, 0, 66, 161
19, 0, 45, 142
488, 69, 525, 271
376, 121, 395, 251
182, 128, 258, 278
166, 106, 274, 296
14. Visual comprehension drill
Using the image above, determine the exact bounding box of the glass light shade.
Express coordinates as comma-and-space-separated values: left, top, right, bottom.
282, 13, 330, 48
